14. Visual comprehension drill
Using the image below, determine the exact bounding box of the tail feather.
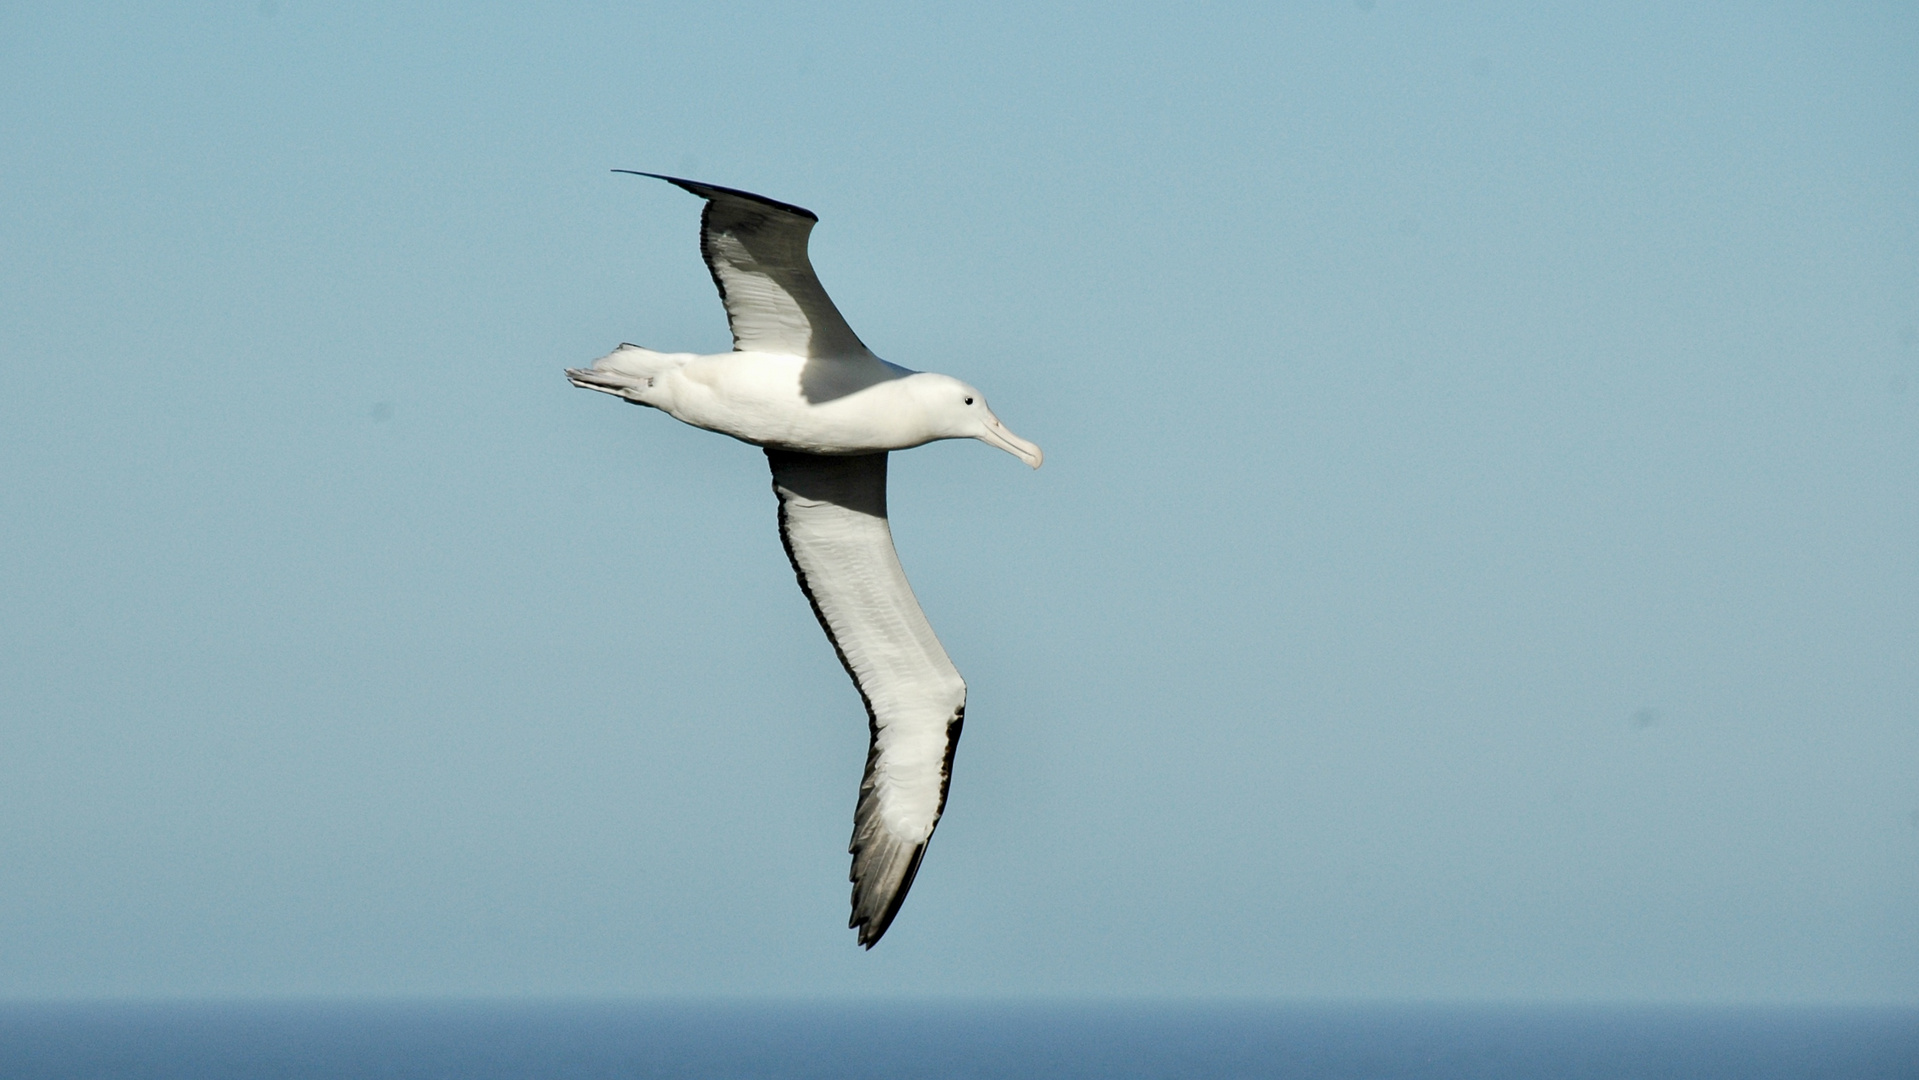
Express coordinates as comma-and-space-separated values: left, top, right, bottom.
565, 344, 682, 402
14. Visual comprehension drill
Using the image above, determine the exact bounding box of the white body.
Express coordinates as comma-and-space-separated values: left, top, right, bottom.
582, 346, 920, 453
574, 343, 1039, 464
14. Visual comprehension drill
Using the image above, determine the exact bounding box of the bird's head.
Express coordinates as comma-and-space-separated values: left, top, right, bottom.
906, 374, 1042, 468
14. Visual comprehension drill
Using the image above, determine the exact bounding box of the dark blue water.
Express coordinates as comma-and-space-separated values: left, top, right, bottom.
1, 1001, 1913, 1079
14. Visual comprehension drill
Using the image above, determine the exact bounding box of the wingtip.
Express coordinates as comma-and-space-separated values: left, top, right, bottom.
850, 893, 905, 948
850, 912, 895, 950
613, 169, 688, 189
610, 170, 819, 221
847, 835, 929, 950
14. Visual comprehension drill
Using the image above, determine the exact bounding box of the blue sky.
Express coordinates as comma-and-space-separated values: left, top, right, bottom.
1, 2, 1915, 1002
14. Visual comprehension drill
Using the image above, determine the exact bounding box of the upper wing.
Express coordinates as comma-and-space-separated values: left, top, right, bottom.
622, 172, 872, 360
766, 449, 966, 948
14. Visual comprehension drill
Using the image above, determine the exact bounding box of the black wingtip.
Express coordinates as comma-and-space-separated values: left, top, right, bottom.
610, 170, 819, 221
848, 840, 930, 949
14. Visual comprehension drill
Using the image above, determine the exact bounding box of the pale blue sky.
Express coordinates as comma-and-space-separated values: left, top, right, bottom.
1, 2, 1915, 1002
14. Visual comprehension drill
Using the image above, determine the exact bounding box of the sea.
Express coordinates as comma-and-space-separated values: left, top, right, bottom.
1, 1001, 1914, 1079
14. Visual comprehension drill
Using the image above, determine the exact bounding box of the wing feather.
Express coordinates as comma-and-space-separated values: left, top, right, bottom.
766, 449, 965, 947
622, 172, 871, 360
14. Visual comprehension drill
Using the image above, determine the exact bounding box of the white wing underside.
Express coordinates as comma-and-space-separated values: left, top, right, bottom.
766, 449, 965, 948
627, 173, 871, 360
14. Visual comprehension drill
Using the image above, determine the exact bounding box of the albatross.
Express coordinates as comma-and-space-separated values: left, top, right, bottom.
566, 173, 1041, 947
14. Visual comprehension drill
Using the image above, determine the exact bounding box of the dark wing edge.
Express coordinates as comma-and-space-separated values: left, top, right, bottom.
766, 449, 967, 948
847, 702, 963, 947
614, 171, 820, 221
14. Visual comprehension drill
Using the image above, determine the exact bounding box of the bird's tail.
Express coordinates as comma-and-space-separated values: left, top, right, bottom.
565, 343, 683, 403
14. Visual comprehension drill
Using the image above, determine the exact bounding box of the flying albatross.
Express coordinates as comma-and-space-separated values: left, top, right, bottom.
566, 173, 1042, 947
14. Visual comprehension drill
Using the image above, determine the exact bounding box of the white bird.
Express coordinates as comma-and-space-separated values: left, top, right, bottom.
567, 173, 1041, 947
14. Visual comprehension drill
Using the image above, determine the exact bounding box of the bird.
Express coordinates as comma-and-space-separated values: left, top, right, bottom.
566, 173, 1041, 947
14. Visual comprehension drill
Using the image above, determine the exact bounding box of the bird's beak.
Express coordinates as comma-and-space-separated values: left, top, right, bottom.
979, 414, 1043, 469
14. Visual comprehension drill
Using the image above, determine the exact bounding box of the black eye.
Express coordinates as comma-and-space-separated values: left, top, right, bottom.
964, 397, 974, 405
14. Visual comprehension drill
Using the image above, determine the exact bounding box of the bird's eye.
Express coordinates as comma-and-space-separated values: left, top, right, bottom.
964, 397, 974, 405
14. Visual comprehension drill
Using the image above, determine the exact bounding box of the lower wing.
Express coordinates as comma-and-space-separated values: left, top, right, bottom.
766, 449, 966, 948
